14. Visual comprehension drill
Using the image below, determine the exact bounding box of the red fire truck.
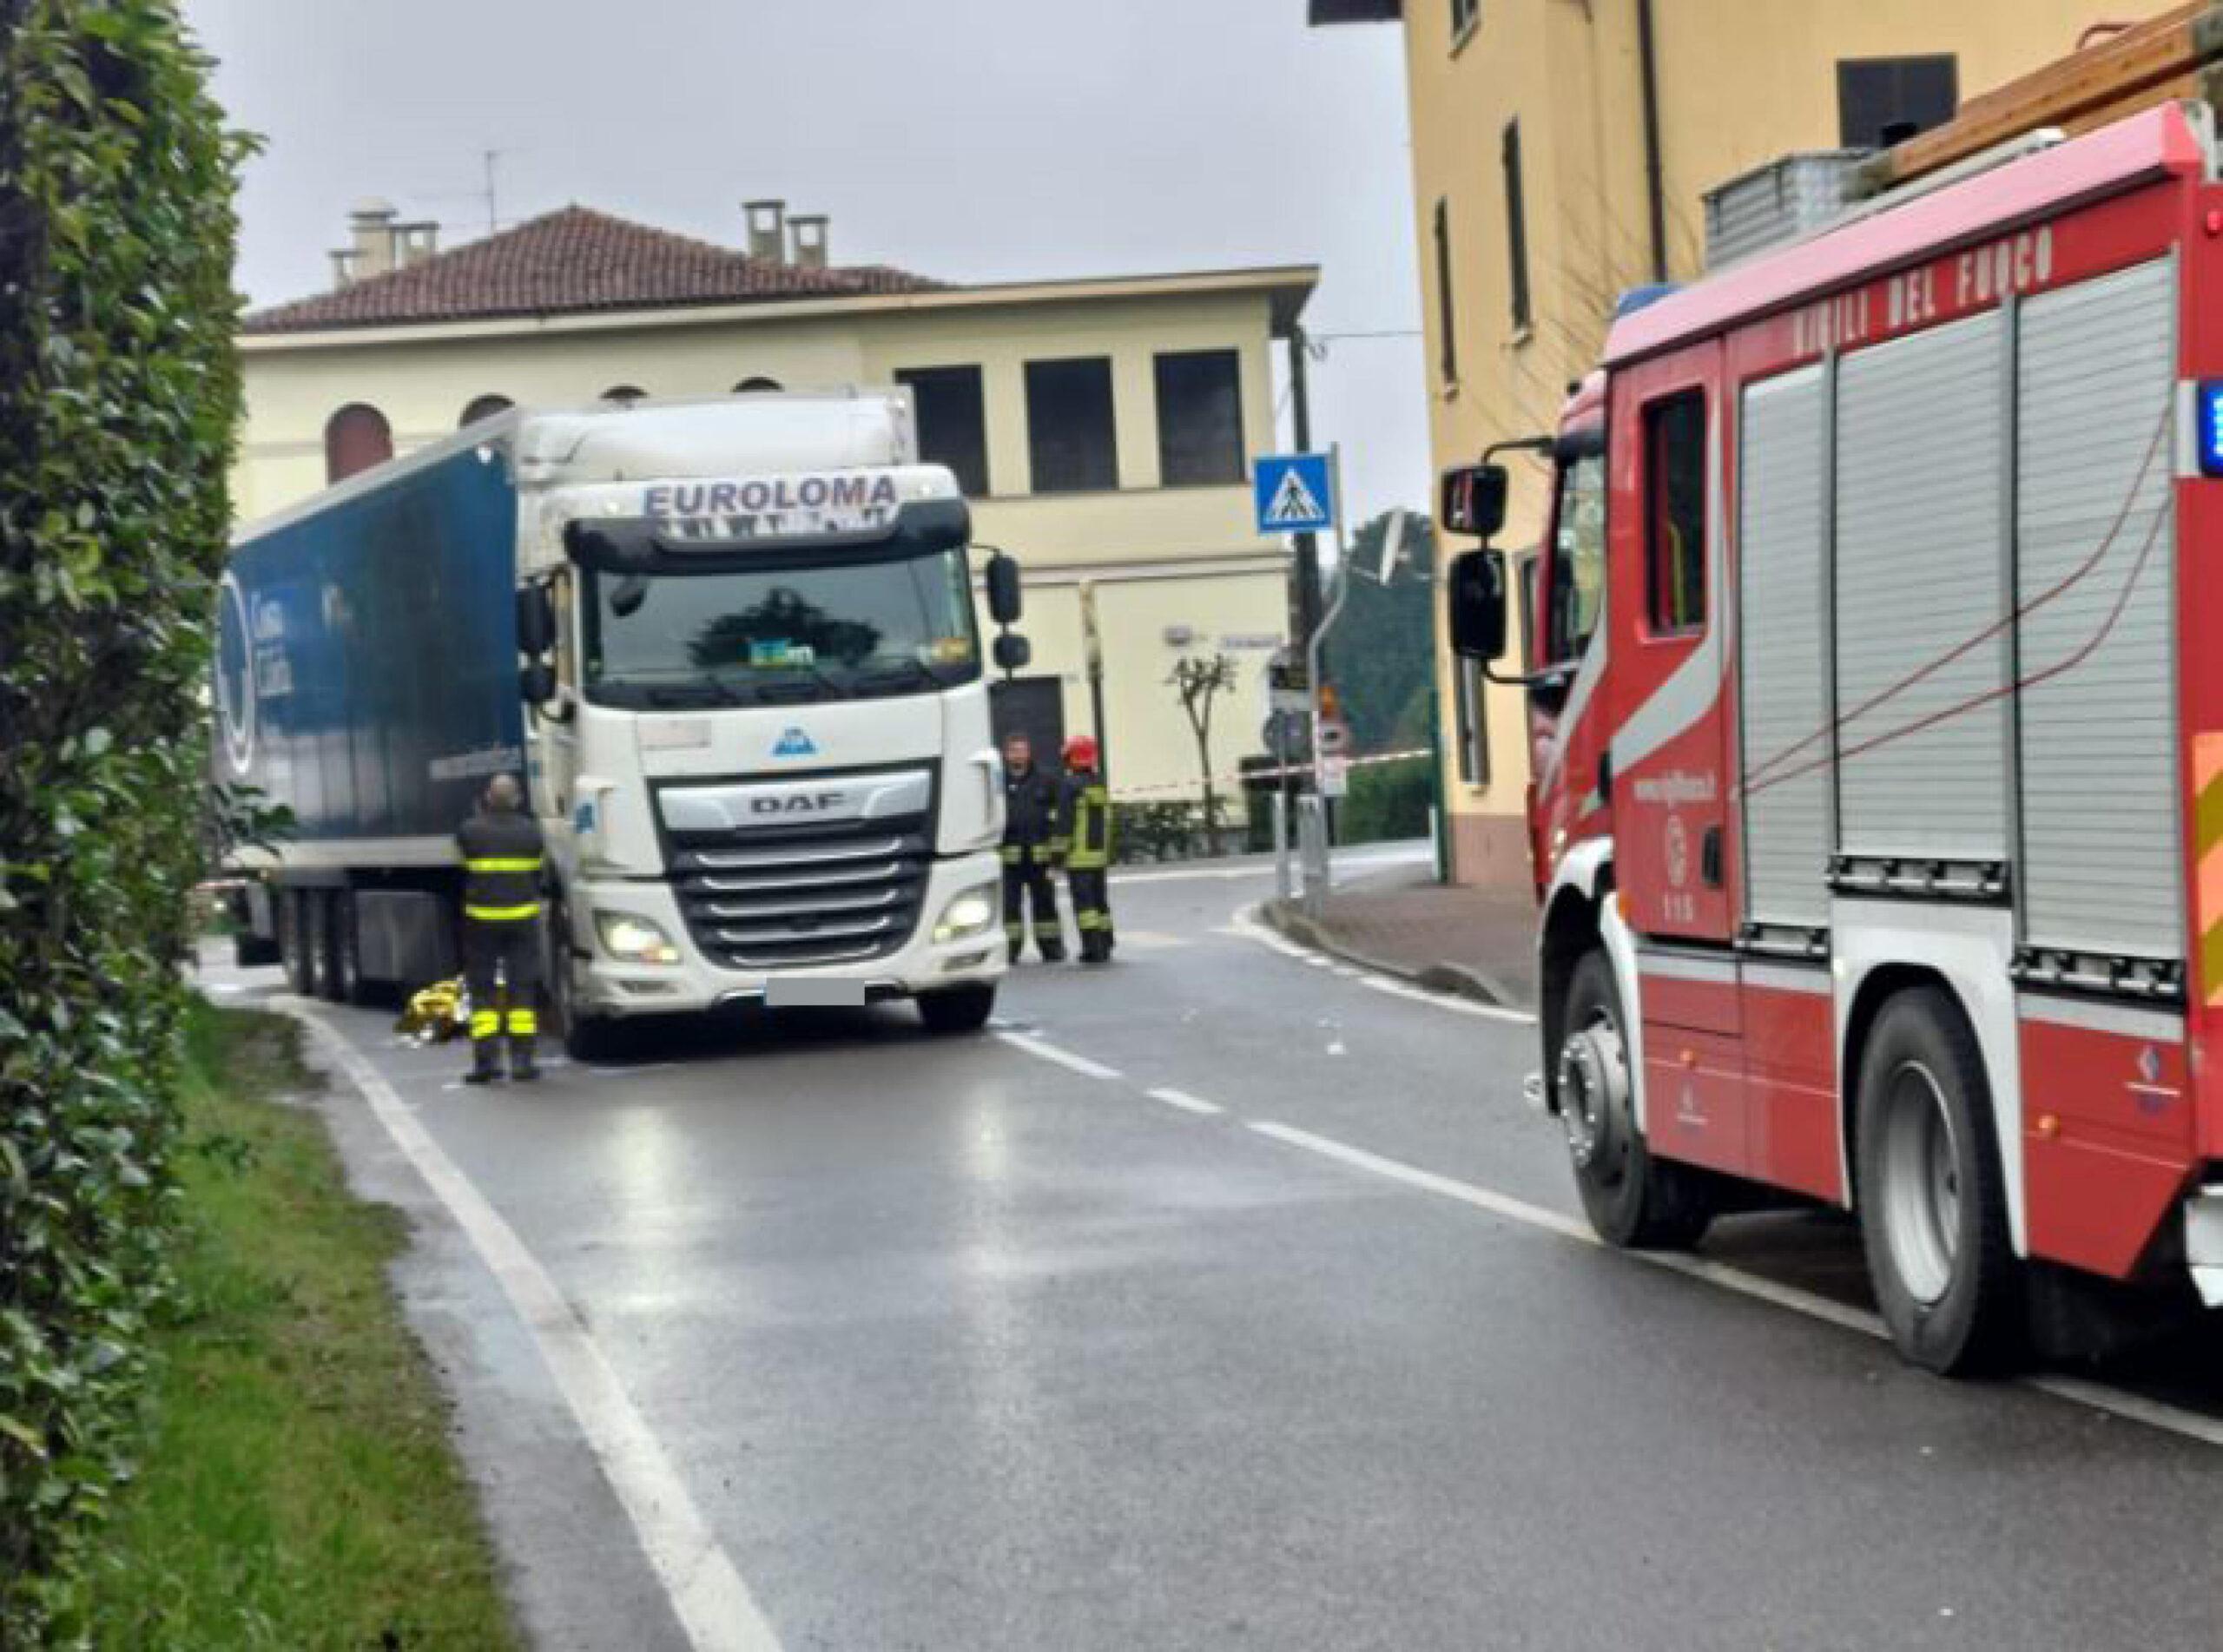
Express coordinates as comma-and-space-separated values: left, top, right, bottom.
1443, 94, 2223, 1372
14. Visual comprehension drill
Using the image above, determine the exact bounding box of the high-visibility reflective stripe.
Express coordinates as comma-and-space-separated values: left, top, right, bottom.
505, 1010, 538, 1035
470, 1011, 500, 1038
465, 857, 543, 873
465, 902, 542, 921
1076, 911, 1112, 930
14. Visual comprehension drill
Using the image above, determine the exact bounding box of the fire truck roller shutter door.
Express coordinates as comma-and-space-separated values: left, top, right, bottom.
2014, 256, 2180, 964
1737, 364, 1831, 931
1834, 310, 2011, 865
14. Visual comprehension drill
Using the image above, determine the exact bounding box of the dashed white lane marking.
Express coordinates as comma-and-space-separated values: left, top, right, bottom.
1226, 905, 1538, 1027
992, 1029, 1122, 1081
280, 1001, 782, 1652
1147, 1086, 1226, 1117
1247, 1114, 2223, 1448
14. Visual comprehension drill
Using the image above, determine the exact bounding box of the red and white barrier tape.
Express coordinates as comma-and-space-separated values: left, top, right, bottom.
1109, 746, 1432, 802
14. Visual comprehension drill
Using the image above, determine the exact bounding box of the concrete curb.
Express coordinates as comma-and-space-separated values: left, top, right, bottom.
1260, 898, 1530, 1011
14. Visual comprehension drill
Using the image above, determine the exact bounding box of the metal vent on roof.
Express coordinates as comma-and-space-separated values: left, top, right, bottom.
1702, 150, 1871, 270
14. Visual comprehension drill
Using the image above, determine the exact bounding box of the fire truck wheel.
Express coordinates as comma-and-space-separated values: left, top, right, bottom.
1855, 987, 2023, 1376
1561, 951, 1714, 1249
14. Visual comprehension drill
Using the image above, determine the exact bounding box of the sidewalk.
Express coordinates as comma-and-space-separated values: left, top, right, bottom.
1265, 863, 1539, 1010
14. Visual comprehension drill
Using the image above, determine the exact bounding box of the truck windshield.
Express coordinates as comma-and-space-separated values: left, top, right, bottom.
581, 546, 980, 708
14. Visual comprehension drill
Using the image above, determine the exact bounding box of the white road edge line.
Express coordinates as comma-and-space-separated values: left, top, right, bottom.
1245, 1116, 2223, 1450
992, 1029, 1122, 1081
280, 1001, 782, 1652
1147, 1086, 1226, 1117
1228, 905, 1537, 1028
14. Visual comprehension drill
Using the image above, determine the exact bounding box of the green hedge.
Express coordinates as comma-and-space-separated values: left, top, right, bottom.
0, 3, 247, 1641
1338, 754, 1434, 846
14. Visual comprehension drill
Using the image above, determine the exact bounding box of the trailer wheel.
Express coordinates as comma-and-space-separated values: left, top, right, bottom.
303, 891, 340, 1001
1560, 951, 1713, 1249
280, 889, 314, 997
1855, 986, 2023, 1375
917, 982, 996, 1036
331, 892, 374, 1006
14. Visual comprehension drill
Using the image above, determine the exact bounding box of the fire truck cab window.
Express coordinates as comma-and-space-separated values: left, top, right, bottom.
1547, 451, 1606, 661
1645, 392, 1706, 635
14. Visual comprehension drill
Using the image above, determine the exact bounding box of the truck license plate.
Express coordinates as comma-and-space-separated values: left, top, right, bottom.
765, 977, 865, 1009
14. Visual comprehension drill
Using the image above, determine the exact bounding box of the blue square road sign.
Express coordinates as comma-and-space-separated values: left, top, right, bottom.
1253, 452, 1334, 535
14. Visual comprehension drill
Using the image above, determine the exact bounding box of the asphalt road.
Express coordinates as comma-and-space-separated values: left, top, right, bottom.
208, 843, 2223, 1652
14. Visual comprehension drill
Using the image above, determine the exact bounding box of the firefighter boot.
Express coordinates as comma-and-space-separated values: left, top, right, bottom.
465, 1007, 503, 1083
507, 1006, 539, 1083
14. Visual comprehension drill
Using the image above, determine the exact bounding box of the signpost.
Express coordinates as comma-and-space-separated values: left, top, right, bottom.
1254, 449, 1345, 900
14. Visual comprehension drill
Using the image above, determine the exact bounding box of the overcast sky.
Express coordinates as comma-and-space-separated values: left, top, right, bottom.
182, 0, 1428, 529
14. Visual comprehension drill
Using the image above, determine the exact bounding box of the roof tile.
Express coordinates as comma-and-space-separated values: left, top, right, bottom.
241, 205, 943, 334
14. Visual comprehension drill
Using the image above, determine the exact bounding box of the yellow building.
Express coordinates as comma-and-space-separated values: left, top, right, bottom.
1313, 0, 2126, 885
237, 200, 1316, 805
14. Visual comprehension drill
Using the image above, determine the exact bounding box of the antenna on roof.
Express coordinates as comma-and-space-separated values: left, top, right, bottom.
481, 149, 501, 235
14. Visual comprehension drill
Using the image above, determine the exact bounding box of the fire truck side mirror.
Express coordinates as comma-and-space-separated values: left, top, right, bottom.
985, 552, 1024, 626
1447, 549, 1509, 663
1440, 463, 1509, 540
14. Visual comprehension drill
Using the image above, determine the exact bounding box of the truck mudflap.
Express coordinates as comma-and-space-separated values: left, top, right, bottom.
2185, 1184, 2223, 1307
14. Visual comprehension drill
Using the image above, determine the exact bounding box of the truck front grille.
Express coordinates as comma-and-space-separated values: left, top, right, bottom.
668, 815, 931, 970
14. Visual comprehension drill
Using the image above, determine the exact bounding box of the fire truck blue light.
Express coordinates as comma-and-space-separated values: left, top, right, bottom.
2200, 381, 2223, 477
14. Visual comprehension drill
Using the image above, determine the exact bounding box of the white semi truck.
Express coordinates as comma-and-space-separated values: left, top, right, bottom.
217, 392, 1022, 1054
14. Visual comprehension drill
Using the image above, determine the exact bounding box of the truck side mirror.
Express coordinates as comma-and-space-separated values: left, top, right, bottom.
516, 584, 556, 656
1441, 463, 1509, 540
985, 552, 1023, 626
992, 632, 1032, 674
519, 660, 557, 705
1447, 549, 1509, 662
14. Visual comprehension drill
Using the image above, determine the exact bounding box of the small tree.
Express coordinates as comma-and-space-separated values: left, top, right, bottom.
1167, 652, 1238, 851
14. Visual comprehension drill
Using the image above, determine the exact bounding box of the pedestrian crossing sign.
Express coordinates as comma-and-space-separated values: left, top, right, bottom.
1252, 452, 1334, 536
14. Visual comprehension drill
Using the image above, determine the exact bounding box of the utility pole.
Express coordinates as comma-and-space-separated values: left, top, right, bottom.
1286, 324, 1325, 655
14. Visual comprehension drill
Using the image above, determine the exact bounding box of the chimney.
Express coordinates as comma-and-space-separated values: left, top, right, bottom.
788, 214, 829, 271
744, 199, 787, 263
346, 198, 400, 280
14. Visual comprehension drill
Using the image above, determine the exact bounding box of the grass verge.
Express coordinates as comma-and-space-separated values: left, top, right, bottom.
84, 1003, 518, 1650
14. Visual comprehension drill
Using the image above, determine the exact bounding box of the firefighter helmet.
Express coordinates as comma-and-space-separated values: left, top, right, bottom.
1063, 734, 1099, 770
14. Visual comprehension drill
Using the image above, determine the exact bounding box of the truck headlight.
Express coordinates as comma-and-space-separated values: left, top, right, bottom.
596, 911, 682, 964
932, 885, 999, 943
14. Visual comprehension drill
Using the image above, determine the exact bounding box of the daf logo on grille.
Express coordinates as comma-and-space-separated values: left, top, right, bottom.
750, 792, 845, 816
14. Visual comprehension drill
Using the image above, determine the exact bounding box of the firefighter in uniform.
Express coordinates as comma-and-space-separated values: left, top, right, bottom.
457, 773, 545, 1083
1057, 735, 1115, 964
999, 732, 1065, 963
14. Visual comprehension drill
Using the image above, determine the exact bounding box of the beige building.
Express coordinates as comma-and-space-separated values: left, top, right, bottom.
236, 200, 1316, 804
1314, 0, 2127, 885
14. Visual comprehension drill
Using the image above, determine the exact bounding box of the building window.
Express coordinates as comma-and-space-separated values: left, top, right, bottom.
1450, 0, 1479, 47
734, 377, 782, 392
601, 385, 647, 404
1432, 198, 1458, 386
895, 365, 990, 497
1502, 120, 1532, 333
1025, 357, 1118, 493
1644, 392, 1707, 635
1837, 56, 1958, 148
458, 394, 511, 429
1154, 349, 1244, 487
1453, 655, 1489, 784
324, 403, 392, 484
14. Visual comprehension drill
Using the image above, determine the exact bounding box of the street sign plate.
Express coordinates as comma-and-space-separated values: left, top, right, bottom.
1320, 754, 1350, 799
1252, 452, 1334, 535
1270, 688, 1310, 714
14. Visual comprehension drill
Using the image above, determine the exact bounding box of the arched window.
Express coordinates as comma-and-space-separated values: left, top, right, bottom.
324, 403, 393, 483
458, 393, 513, 428
601, 385, 647, 405
733, 376, 782, 393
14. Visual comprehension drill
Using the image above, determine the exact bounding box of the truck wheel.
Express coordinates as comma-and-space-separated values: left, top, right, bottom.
918, 982, 996, 1036
234, 929, 282, 969
1855, 987, 2023, 1375
280, 889, 314, 996
546, 901, 620, 1063
1560, 951, 1713, 1249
